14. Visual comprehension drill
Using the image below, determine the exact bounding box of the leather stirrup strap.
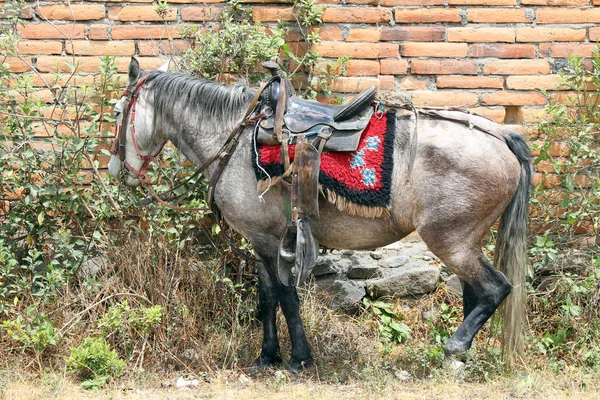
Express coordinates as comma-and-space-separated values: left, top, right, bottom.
406, 106, 419, 182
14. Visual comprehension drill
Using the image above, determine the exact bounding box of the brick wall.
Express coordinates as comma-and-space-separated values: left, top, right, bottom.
5, 0, 600, 190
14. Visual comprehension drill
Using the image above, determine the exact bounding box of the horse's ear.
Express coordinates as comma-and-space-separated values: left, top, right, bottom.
157, 59, 171, 72
128, 57, 141, 84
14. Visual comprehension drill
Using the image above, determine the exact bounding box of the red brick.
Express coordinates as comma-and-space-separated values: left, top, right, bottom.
89, 24, 109, 40
323, 7, 390, 23
164, 0, 222, 2
380, 59, 408, 75
412, 91, 479, 107
516, 28, 586, 43
401, 43, 468, 58
470, 44, 535, 59
521, 0, 589, 5
530, 141, 571, 157
111, 25, 182, 40
449, 0, 516, 4
252, 7, 294, 22
36, 56, 132, 73
314, 27, 343, 41
468, 107, 506, 123
378, 75, 396, 90
550, 91, 600, 106
2, 57, 33, 73
65, 41, 135, 56
346, 60, 380, 76
161, 40, 191, 55
533, 173, 561, 189
30, 73, 98, 87
539, 44, 598, 58
467, 8, 531, 23
518, 107, 549, 123
588, 28, 600, 42
17, 41, 63, 55
437, 76, 504, 89
506, 76, 563, 90
109, 6, 177, 21
381, 0, 444, 5
138, 42, 160, 57
329, 77, 381, 93
312, 42, 399, 59
395, 9, 461, 23
400, 76, 429, 90
411, 60, 478, 75
86, 0, 152, 2
380, 27, 445, 42
482, 91, 547, 106
448, 28, 515, 43
537, 8, 600, 24
347, 27, 381, 43
18, 23, 85, 39
35, 5, 104, 20
483, 60, 550, 75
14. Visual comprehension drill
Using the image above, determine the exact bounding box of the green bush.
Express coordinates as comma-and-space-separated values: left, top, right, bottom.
66, 337, 125, 389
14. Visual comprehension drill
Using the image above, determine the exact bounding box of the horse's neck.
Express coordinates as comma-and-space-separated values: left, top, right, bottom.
164, 105, 247, 175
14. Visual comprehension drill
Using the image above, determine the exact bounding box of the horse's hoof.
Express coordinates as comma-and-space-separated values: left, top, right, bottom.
442, 356, 466, 379
285, 358, 314, 375
249, 355, 283, 376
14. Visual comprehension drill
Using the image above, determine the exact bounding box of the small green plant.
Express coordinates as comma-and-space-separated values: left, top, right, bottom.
179, 1, 285, 83
66, 337, 125, 389
363, 298, 411, 346
154, 0, 171, 20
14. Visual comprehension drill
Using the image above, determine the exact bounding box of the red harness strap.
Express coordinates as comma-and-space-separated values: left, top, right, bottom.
111, 76, 165, 183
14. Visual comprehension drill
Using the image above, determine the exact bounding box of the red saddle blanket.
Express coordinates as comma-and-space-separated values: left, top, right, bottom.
252, 109, 396, 210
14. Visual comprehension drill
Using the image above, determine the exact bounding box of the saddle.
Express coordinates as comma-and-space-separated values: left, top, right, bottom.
257, 62, 377, 152
254, 63, 378, 287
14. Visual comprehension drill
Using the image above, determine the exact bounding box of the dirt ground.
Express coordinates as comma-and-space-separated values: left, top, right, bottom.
3, 371, 599, 400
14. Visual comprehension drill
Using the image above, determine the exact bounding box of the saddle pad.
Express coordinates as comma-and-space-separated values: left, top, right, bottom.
252, 110, 396, 213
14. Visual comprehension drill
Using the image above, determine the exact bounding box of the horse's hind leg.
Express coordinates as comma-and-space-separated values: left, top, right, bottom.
421, 234, 512, 358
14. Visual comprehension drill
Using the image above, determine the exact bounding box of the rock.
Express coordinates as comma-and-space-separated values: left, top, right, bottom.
342, 250, 355, 256
335, 258, 353, 272
383, 241, 403, 251
176, 376, 199, 389
394, 370, 411, 382
78, 255, 110, 278
422, 306, 439, 323
347, 264, 382, 279
445, 275, 463, 296
366, 265, 440, 298
370, 251, 383, 260
312, 257, 338, 277
330, 280, 366, 309
382, 255, 410, 268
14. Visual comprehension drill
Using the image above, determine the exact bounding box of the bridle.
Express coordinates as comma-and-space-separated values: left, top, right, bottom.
110, 75, 165, 183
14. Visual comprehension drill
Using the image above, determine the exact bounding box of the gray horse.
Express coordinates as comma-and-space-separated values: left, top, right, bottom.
109, 58, 532, 372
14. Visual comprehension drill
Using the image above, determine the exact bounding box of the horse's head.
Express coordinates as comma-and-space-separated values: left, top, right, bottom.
108, 58, 169, 186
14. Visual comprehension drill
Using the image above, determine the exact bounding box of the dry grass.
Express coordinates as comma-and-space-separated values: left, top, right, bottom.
2, 230, 600, 397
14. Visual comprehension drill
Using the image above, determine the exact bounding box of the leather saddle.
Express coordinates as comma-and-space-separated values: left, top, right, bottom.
256, 68, 377, 152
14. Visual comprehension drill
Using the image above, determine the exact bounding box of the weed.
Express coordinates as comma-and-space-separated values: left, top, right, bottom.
66, 337, 125, 389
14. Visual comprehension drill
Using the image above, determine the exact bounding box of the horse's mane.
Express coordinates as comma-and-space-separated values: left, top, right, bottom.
142, 71, 256, 135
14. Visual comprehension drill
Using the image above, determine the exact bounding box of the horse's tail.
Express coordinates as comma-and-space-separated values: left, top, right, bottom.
494, 130, 533, 368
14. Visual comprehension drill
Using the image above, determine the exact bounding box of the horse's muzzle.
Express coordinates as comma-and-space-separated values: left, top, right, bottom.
108, 154, 141, 187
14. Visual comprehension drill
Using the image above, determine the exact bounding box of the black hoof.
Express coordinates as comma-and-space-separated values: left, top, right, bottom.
285, 358, 314, 375
251, 354, 283, 374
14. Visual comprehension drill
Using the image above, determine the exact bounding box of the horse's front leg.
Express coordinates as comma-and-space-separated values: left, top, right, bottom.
275, 281, 313, 373
255, 252, 313, 373
254, 262, 283, 368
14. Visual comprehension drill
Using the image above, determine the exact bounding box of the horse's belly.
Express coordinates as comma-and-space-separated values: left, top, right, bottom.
311, 212, 409, 250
